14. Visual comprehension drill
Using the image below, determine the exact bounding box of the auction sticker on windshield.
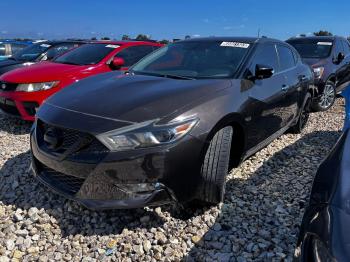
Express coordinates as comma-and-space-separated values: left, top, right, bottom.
220, 42, 250, 48
106, 44, 120, 49
317, 42, 333, 46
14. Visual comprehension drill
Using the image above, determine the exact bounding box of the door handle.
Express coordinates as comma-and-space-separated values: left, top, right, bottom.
281, 85, 290, 91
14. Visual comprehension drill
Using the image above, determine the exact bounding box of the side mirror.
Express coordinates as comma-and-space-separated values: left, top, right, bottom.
255, 64, 274, 80
334, 52, 345, 64
111, 57, 125, 69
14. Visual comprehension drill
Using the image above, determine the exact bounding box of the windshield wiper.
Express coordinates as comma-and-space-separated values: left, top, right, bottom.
57, 61, 82, 65
133, 71, 194, 80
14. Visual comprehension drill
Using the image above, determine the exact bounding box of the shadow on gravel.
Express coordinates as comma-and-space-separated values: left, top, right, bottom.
184, 130, 342, 261
0, 114, 32, 135
0, 151, 167, 238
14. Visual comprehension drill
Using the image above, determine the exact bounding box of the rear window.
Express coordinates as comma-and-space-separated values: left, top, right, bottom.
13, 43, 50, 61
287, 39, 333, 59
0, 44, 5, 56
54, 43, 120, 65
10, 43, 28, 55
277, 45, 296, 71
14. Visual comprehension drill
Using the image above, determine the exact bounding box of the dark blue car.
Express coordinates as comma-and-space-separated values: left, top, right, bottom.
295, 87, 350, 261
0, 40, 33, 61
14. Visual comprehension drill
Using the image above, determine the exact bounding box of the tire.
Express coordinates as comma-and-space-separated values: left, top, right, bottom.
312, 80, 336, 111
198, 126, 233, 205
291, 93, 311, 134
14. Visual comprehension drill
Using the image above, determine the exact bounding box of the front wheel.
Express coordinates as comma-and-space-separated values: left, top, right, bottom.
291, 93, 311, 134
312, 81, 336, 111
197, 126, 233, 205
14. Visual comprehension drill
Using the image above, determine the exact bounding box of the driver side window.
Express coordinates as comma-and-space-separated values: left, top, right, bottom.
249, 44, 279, 75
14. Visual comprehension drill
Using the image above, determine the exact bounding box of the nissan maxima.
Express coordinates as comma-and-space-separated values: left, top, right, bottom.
30, 37, 314, 209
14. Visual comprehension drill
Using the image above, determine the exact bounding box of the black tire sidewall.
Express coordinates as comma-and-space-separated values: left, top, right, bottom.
312, 80, 336, 112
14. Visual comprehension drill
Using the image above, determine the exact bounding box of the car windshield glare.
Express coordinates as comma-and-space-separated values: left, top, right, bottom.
54, 43, 119, 65
131, 41, 251, 79
13, 43, 50, 61
288, 40, 333, 59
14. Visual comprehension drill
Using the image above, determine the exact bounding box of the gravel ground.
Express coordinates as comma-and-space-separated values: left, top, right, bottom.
0, 99, 345, 262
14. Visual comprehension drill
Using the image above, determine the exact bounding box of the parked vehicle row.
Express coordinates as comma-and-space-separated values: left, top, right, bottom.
287, 35, 350, 111
29, 37, 314, 209
0, 41, 162, 120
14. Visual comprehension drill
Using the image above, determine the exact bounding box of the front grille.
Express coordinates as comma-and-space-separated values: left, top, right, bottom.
39, 164, 85, 196
0, 81, 18, 92
0, 97, 20, 116
36, 119, 108, 160
23, 102, 39, 116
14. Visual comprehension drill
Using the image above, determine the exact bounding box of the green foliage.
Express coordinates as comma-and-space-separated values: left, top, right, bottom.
313, 30, 333, 36
136, 34, 150, 41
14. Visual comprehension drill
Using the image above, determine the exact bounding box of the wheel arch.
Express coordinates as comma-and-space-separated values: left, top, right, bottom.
204, 113, 247, 168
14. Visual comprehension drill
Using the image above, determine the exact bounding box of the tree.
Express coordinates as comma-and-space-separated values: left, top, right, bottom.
122, 35, 130, 40
314, 30, 333, 36
159, 39, 169, 44
185, 35, 191, 39
136, 34, 149, 41
101, 37, 110, 40
91, 37, 97, 40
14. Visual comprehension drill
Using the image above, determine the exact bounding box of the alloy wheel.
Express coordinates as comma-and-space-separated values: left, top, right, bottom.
318, 84, 335, 109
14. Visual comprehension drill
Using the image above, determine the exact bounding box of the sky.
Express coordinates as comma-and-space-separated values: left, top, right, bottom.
1, 0, 350, 41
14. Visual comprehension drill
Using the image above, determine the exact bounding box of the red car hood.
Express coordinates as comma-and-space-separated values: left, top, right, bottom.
0, 61, 97, 83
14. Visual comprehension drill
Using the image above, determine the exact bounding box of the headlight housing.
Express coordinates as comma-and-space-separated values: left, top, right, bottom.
97, 117, 199, 152
16, 81, 59, 92
313, 67, 325, 79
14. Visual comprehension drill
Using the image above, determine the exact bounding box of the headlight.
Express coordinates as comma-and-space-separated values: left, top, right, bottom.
97, 117, 199, 151
16, 81, 59, 92
313, 67, 324, 79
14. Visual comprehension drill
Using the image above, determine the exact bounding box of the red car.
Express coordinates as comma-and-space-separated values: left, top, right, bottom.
0, 41, 162, 121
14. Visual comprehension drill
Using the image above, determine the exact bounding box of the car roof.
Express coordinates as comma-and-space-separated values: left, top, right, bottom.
90, 40, 161, 45
287, 36, 345, 42
0, 40, 33, 45
42, 40, 88, 45
177, 36, 284, 45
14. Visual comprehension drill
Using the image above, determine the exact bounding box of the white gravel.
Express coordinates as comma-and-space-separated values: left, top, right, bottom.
0, 99, 345, 261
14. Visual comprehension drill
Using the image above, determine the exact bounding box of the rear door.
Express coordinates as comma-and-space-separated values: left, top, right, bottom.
245, 43, 291, 149
276, 44, 301, 122
334, 39, 349, 89
339, 39, 350, 89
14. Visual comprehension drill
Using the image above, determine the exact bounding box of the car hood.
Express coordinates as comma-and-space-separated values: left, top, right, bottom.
0, 61, 95, 83
302, 57, 328, 68
44, 72, 231, 125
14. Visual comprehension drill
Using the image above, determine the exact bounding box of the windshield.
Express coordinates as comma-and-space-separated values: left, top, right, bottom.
54, 43, 119, 65
131, 41, 251, 79
287, 39, 333, 59
12, 43, 50, 61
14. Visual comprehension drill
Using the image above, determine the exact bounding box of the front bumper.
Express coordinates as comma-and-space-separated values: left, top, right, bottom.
30, 119, 205, 209
0, 90, 47, 121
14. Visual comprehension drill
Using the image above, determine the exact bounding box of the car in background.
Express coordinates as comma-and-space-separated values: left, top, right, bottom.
30, 37, 313, 210
0, 40, 33, 61
0, 40, 86, 76
287, 36, 350, 111
0, 41, 162, 121
294, 86, 350, 262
